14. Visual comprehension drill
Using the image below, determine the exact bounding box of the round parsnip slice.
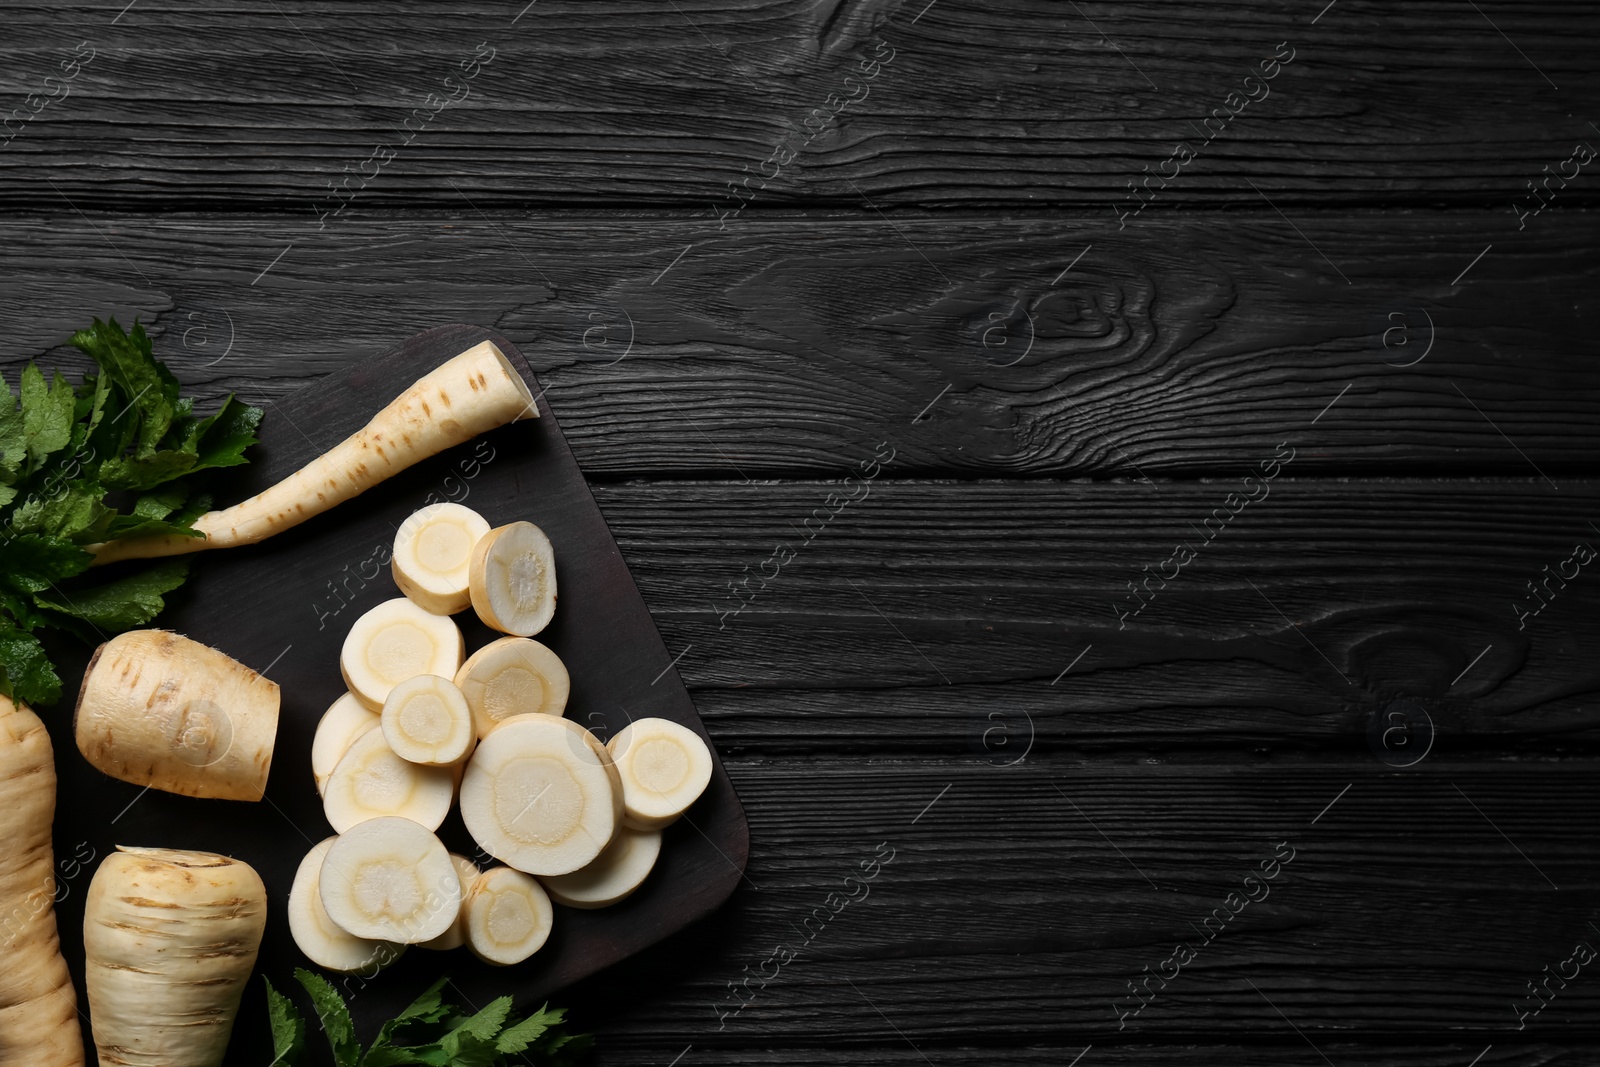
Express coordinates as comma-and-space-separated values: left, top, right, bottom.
289, 837, 405, 973
607, 718, 713, 829
382, 674, 475, 766
464, 867, 553, 965
454, 636, 570, 738
460, 714, 621, 876
342, 597, 464, 711
393, 503, 492, 615
541, 827, 662, 909
323, 728, 454, 833
419, 853, 481, 951
319, 817, 461, 944
312, 693, 380, 796
470, 522, 557, 636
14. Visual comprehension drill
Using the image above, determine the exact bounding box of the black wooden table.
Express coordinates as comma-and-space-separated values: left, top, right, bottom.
4, 3, 1599, 1064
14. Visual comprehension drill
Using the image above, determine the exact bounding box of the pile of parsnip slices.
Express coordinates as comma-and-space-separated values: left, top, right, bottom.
291, 502, 713, 973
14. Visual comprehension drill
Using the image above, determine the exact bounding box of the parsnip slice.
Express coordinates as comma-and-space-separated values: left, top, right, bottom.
607, 717, 713, 829
419, 854, 481, 952
341, 597, 464, 711
323, 728, 454, 833
393, 503, 492, 615
469, 522, 557, 636
288, 837, 405, 973
381, 674, 475, 766
318, 817, 461, 944
541, 826, 662, 909
312, 692, 380, 796
454, 636, 571, 738
460, 714, 621, 876
463, 867, 553, 966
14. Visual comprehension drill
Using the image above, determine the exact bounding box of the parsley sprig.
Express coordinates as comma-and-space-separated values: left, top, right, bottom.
267, 970, 592, 1067
0, 318, 262, 705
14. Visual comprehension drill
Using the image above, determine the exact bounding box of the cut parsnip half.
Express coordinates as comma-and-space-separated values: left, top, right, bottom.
319, 817, 461, 944
393, 503, 492, 615
460, 714, 621, 876
312, 693, 380, 796
541, 827, 662, 909
470, 522, 557, 637
381, 674, 475, 766
419, 854, 481, 952
464, 867, 553, 966
341, 597, 464, 711
607, 718, 713, 829
288, 837, 405, 974
323, 728, 454, 833
454, 636, 570, 738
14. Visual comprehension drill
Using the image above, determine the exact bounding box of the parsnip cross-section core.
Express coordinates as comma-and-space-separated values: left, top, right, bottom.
289, 837, 405, 974
341, 597, 464, 711
381, 674, 475, 766
454, 636, 570, 738
607, 717, 713, 829
464, 867, 554, 966
318, 817, 461, 944
460, 714, 621, 876
323, 728, 455, 833
393, 503, 491, 615
470, 521, 557, 637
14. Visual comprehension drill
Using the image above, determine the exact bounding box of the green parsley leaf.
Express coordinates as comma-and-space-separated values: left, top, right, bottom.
32, 558, 190, 633
68, 317, 181, 455
0, 619, 61, 706
8, 482, 114, 544
293, 969, 362, 1067
19, 365, 75, 473
0, 373, 26, 484
0, 533, 93, 595
266, 977, 309, 1067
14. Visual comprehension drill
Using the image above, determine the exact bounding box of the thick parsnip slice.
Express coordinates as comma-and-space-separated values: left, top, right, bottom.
0, 698, 84, 1067
463, 867, 553, 966
460, 714, 621, 876
469, 522, 557, 636
84, 848, 266, 1067
91, 340, 537, 565
541, 827, 662, 909
341, 597, 464, 711
312, 693, 380, 796
323, 729, 454, 833
419, 854, 482, 952
607, 718, 713, 829
74, 629, 280, 801
318, 817, 461, 944
393, 503, 492, 615
454, 636, 570, 738
288, 837, 405, 974
381, 674, 475, 766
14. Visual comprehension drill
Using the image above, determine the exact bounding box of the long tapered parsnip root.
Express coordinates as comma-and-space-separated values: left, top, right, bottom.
541, 827, 662, 910
288, 838, 405, 974
312, 693, 380, 796
463, 867, 553, 966
90, 340, 538, 565
382, 674, 475, 766
420, 854, 481, 952
460, 714, 621, 876
0, 698, 85, 1067
318, 817, 461, 944
393, 503, 491, 615
607, 718, 713, 830
84, 847, 267, 1067
323, 728, 455, 833
341, 597, 464, 711
454, 636, 570, 738
470, 522, 557, 636
74, 629, 280, 801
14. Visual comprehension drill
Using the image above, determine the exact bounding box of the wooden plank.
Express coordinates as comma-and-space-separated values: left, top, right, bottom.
1, 214, 1596, 477
573, 1046, 1595, 1067
532, 758, 1600, 1043
0, 2, 1595, 208
592, 478, 1600, 743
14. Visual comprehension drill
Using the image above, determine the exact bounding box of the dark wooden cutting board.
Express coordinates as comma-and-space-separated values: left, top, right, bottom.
39, 324, 749, 1062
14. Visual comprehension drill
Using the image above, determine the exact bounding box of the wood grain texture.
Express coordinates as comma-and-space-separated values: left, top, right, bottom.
1, 214, 1596, 479
542, 757, 1600, 1048
0, 1, 1595, 209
